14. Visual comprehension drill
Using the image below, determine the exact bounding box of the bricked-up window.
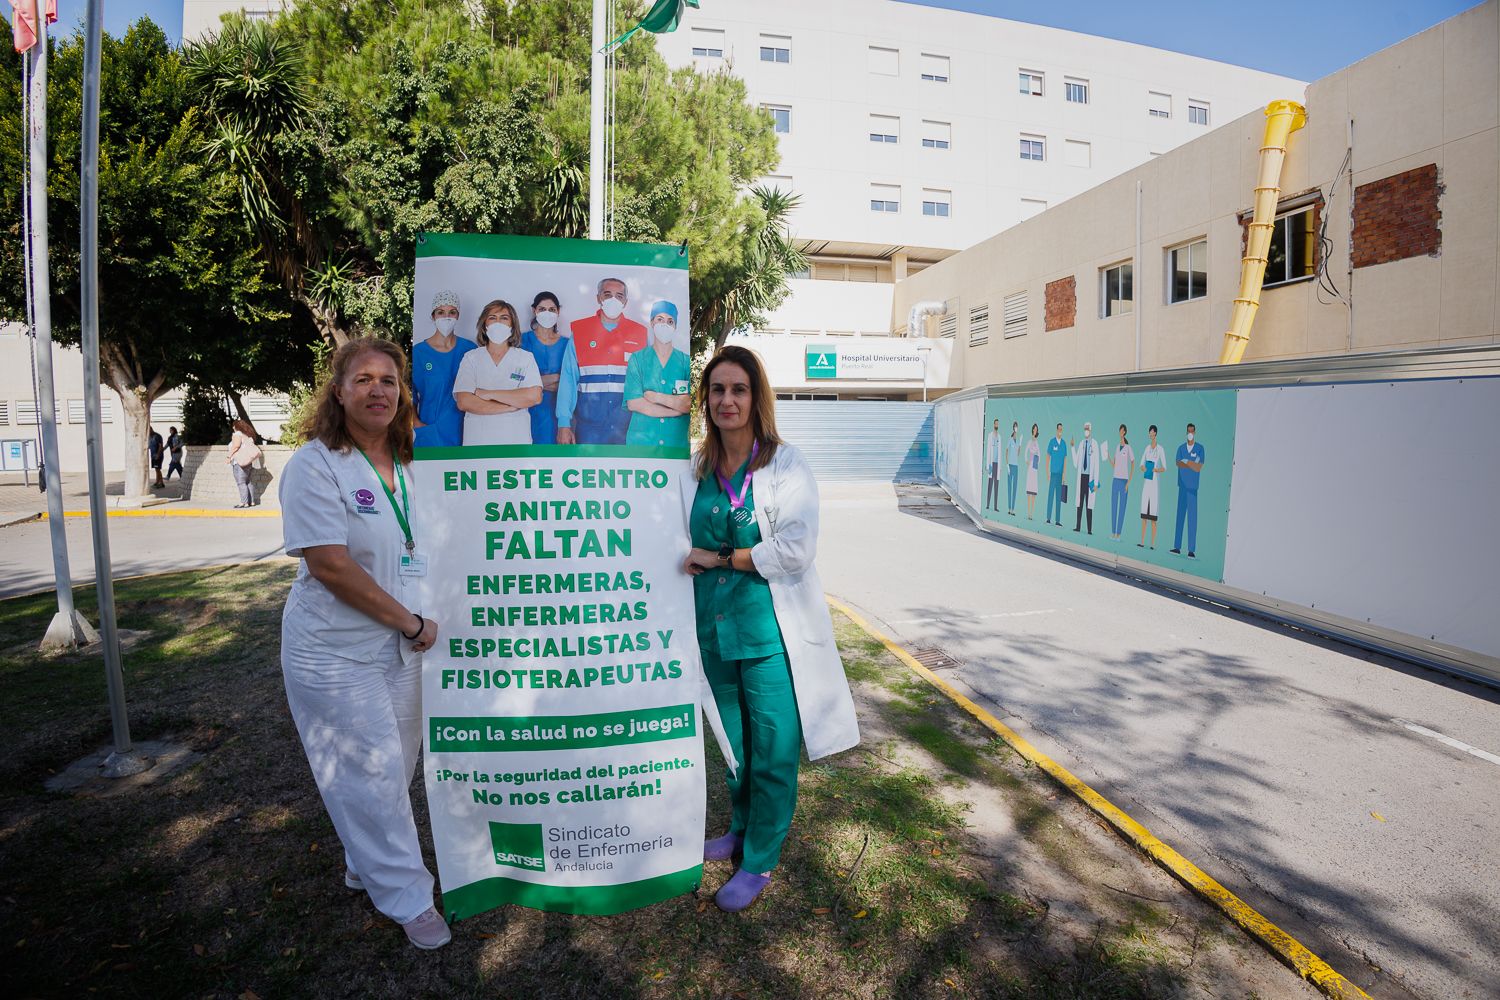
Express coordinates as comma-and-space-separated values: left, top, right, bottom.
1352, 164, 1443, 268
1168, 239, 1207, 302
1265, 209, 1316, 287
1100, 262, 1133, 317
868, 46, 899, 75
1002, 292, 1027, 338
1045, 275, 1076, 331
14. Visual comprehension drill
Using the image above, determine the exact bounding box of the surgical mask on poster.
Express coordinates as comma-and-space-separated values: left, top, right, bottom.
434, 317, 458, 336
535, 310, 558, 330
600, 298, 626, 320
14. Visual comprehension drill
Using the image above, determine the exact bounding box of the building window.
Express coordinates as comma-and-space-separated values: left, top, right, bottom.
869, 183, 900, 213
920, 120, 951, 149
1101, 262, 1134, 317
868, 114, 899, 144
969, 304, 990, 346
920, 53, 950, 82
1264, 208, 1316, 287
938, 311, 958, 338
763, 104, 791, 134
1168, 239, 1208, 303
1065, 77, 1089, 104
0, 400, 10, 424
1019, 70, 1043, 96
1020, 198, 1047, 219
1148, 91, 1172, 118
1063, 139, 1091, 168
1002, 292, 1027, 339
1188, 101, 1209, 126
1019, 135, 1045, 161
759, 34, 790, 63
868, 46, 899, 75
921, 189, 951, 217
690, 27, 724, 58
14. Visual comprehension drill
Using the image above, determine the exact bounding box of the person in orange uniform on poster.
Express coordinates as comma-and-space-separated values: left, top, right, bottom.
556, 277, 648, 445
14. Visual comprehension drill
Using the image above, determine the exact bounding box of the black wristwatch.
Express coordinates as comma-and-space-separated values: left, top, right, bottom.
717, 543, 733, 566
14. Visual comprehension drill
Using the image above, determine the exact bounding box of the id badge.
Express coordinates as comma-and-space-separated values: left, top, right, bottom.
399, 553, 429, 578
673, 380, 690, 395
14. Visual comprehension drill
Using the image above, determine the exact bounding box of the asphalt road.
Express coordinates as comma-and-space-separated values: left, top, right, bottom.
816, 484, 1500, 1000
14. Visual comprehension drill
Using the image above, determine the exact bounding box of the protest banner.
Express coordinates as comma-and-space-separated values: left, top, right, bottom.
412, 233, 703, 919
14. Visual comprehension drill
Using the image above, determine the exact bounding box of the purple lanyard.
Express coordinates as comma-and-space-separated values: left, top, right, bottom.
716, 440, 759, 510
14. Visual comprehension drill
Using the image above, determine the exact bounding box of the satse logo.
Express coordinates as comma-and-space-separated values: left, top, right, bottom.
489, 822, 545, 872
352, 488, 379, 514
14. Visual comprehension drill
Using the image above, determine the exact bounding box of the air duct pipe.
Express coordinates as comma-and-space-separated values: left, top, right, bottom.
907, 300, 947, 339
1219, 100, 1307, 365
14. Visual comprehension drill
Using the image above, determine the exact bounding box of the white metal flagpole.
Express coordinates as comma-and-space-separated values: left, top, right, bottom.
588, 0, 606, 241
26, 9, 98, 652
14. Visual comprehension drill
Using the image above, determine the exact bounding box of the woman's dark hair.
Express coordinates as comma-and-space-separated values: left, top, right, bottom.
298, 338, 414, 463
694, 345, 782, 480
1149, 424, 1158, 435
531, 291, 560, 311
1030, 423, 1039, 436
1119, 423, 1128, 445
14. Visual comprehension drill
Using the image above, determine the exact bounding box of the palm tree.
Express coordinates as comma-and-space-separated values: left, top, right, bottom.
696, 183, 807, 351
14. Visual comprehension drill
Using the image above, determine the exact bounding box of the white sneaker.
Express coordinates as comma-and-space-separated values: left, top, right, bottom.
344, 869, 364, 891
402, 907, 452, 950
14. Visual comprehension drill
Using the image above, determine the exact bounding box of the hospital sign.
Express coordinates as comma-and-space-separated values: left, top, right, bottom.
804, 344, 924, 381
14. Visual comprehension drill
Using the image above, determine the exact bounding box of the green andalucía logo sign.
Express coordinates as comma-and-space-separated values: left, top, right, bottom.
805, 345, 838, 379
489, 821, 546, 872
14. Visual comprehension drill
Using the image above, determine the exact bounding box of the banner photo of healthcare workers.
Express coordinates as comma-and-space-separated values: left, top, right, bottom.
411, 232, 692, 453
410, 234, 706, 920
981, 389, 1237, 584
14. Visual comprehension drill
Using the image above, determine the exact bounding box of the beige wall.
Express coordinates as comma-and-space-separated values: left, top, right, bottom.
893, 0, 1499, 386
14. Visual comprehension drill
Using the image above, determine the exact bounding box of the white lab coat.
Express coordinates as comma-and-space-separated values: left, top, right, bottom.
1071, 437, 1101, 511
678, 443, 861, 766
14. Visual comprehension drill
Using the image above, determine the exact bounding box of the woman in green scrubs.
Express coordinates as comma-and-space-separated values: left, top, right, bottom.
681, 346, 859, 912
623, 300, 691, 449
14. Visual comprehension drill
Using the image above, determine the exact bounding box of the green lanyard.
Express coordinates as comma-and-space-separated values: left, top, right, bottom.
357, 449, 414, 552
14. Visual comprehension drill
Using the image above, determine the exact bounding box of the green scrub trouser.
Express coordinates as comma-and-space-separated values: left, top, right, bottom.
702, 647, 802, 874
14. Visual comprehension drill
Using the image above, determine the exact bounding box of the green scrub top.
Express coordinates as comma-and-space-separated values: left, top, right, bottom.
690, 459, 783, 660
623, 346, 691, 449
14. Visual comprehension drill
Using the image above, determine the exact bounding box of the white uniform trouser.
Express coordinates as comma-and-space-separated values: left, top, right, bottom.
281, 630, 434, 924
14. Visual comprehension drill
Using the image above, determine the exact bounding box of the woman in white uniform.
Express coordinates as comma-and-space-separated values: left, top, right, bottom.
452, 299, 543, 445
279, 338, 450, 950
1023, 423, 1041, 519
1138, 423, 1167, 550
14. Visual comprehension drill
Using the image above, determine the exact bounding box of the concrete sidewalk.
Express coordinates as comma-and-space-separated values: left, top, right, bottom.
816, 482, 1500, 1000
0, 473, 253, 526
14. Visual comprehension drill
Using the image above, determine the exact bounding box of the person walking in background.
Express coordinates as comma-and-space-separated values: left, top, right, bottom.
165, 426, 184, 481
148, 426, 166, 488
1024, 424, 1041, 519
984, 419, 1002, 512
519, 292, 569, 445
278, 337, 448, 950
1071, 422, 1101, 535
1005, 421, 1021, 515
1108, 424, 1135, 540
452, 300, 543, 445
1044, 423, 1067, 524
226, 419, 261, 507
623, 301, 692, 449
411, 289, 475, 448
680, 346, 859, 913
556, 277, 647, 445
1171, 422, 1206, 558
1138, 424, 1166, 549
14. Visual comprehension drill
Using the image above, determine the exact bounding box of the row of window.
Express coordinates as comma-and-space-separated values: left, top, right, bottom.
692, 27, 1208, 122
0, 398, 115, 424
768, 107, 1100, 168
964, 209, 1318, 343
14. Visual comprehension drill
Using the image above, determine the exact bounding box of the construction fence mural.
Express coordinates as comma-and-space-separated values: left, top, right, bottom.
980, 391, 1237, 584
410, 234, 709, 920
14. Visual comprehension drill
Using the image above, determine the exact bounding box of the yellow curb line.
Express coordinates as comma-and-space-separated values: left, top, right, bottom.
827, 595, 1372, 1000
43, 508, 280, 519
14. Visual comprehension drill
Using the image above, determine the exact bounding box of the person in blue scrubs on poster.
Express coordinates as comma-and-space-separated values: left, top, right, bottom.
623, 301, 692, 448
1045, 423, 1068, 524
411, 290, 476, 447
1171, 422, 1206, 558
1005, 422, 1021, 515
519, 291, 569, 445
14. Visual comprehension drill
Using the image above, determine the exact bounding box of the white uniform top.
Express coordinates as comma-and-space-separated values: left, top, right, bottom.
1111, 443, 1136, 479
1140, 443, 1167, 481
453, 344, 542, 446
280, 439, 422, 665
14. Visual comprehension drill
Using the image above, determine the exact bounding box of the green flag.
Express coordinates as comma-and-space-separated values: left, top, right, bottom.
602, 0, 701, 52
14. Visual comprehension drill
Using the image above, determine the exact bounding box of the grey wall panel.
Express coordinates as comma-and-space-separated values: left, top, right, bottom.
775, 401, 933, 482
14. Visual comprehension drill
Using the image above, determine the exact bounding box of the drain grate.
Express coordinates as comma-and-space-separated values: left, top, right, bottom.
908, 646, 961, 671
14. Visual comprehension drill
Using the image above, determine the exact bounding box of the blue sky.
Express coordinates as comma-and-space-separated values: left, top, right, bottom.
49, 0, 1481, 81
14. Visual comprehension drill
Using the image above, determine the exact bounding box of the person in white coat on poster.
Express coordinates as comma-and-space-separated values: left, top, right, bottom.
278, 338, 450, 951
1070, 422, 1102, 535
679, 345, 860, 913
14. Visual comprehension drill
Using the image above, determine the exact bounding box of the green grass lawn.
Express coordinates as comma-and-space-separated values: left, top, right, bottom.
0, 564, 1298, 999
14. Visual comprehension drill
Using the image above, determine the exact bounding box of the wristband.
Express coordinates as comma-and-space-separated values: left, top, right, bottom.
401, 613, 424, 640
